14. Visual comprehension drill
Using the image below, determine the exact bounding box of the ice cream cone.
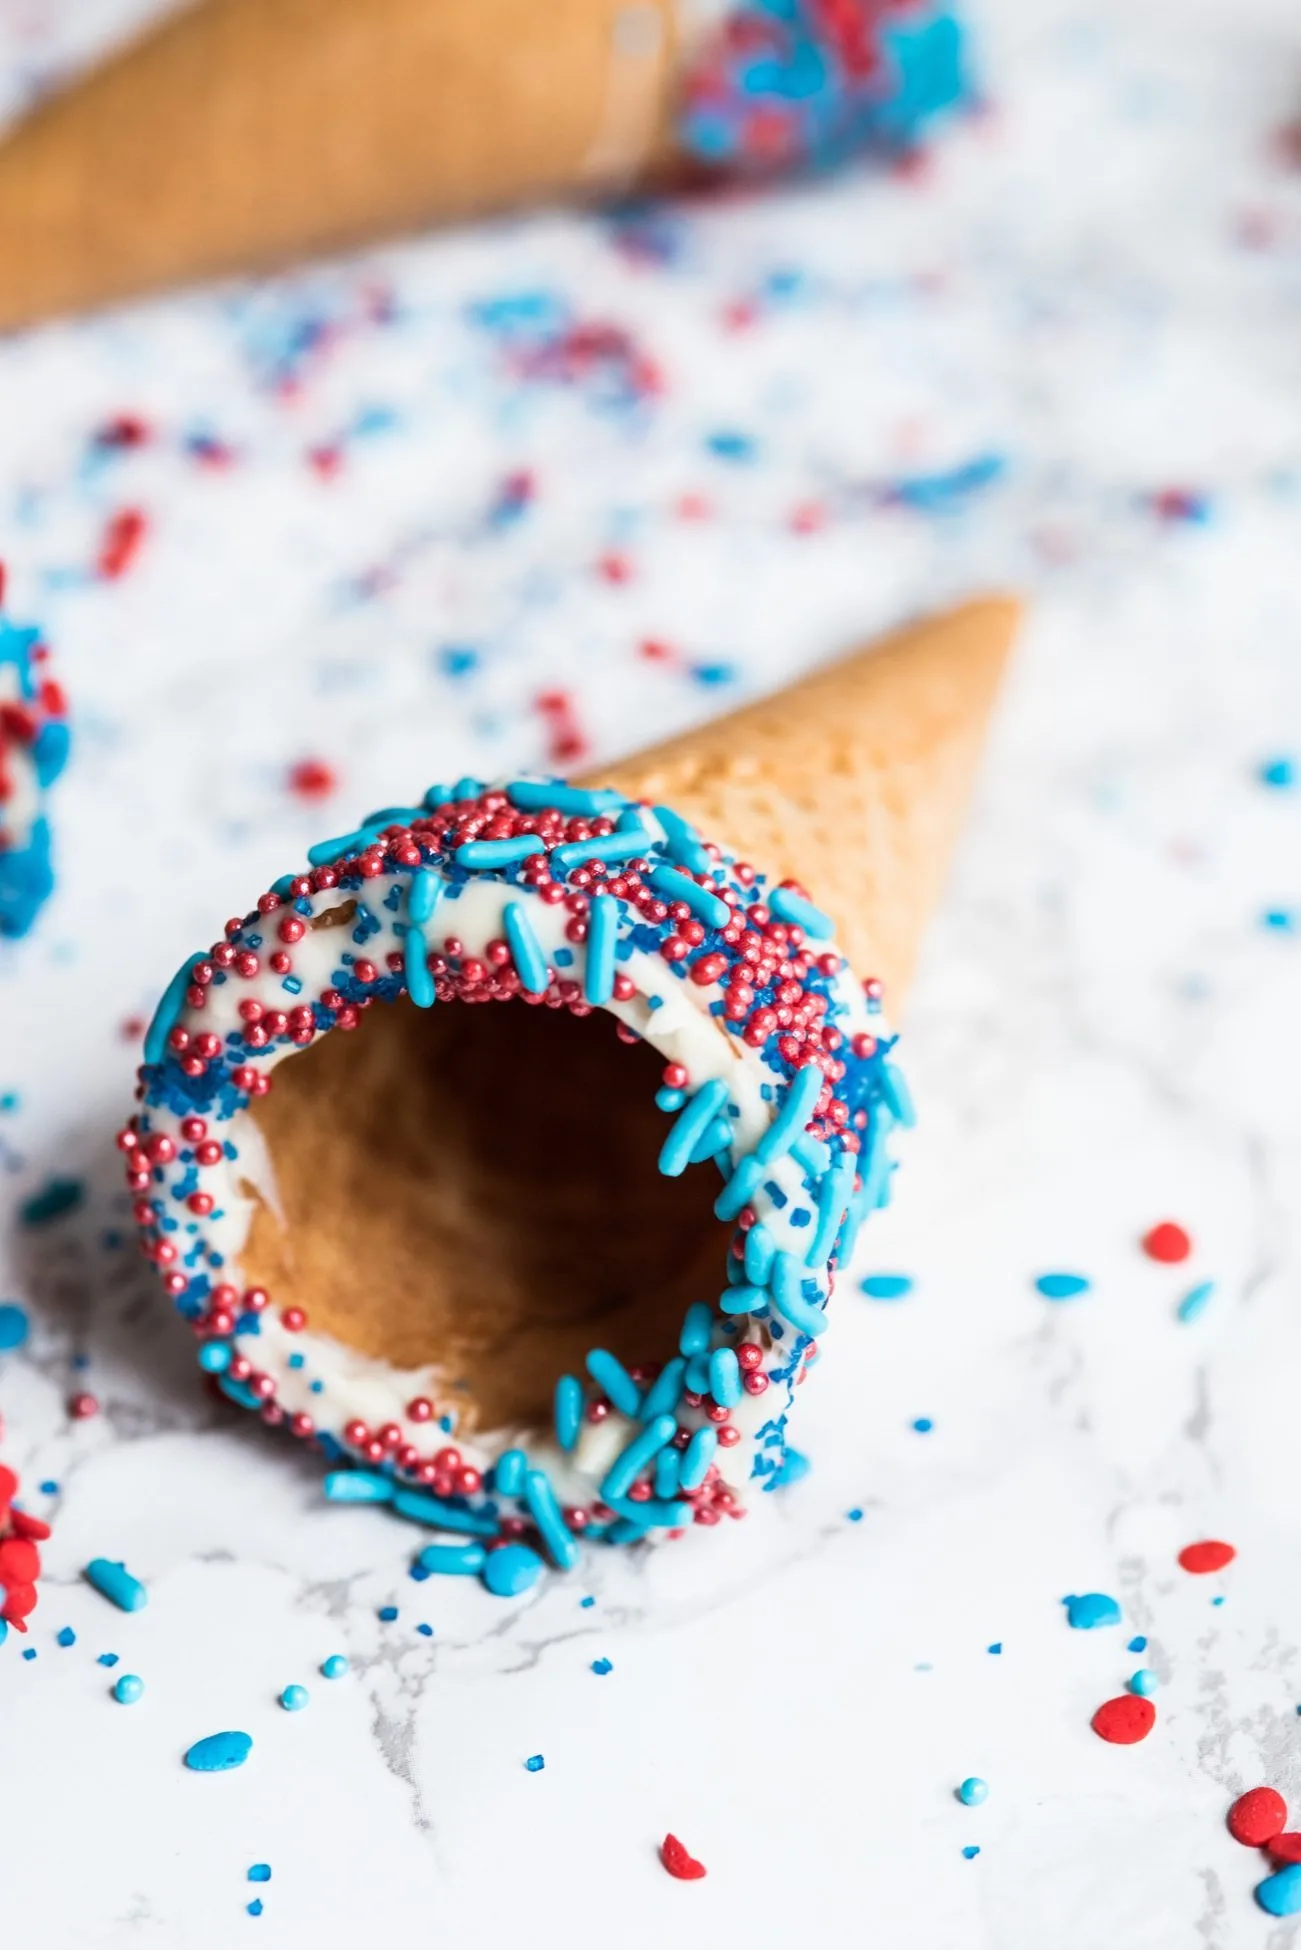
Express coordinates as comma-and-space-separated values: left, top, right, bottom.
584, 595, 1019, 1005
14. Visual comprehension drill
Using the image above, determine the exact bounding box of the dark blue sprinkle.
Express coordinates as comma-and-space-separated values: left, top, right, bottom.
22, 1647, 37, 1660
98, 1652, 120, 1667
248, 1865, 272, 1883
56, 1626, 76, 1647
1128, 1636, 1147, 1653
962, 1846, 981, 1860
524, 1754, 545, 1773
416, 1623, 434, 1637
987, 1643, 1002, 1655
912, 1417, 933, 1434
378, 1606, 398, 1622
1063, 1592, 1121, 1630
247, 1899, 264, 1918
591, 1658, 613, 1675
847, 1508, 863, 1522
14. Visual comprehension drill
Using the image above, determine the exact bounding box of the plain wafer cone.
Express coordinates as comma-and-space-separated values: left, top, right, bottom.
0, 0, 681, 330
584, 595, 1020, 1005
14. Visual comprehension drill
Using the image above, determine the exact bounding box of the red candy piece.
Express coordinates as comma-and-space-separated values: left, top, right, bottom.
1091, 1695, 1156, 1745
1270, 1834, 1301, 1865
0, 1535, 40, 1583
1228, 1788, 1288, 1847
1142, 1221, 1192, 1263
660, 1833, 707, 1880
0, 1464, 17, 1504
8, 1510, 51, 1542
1178, 1539, 1235, 1575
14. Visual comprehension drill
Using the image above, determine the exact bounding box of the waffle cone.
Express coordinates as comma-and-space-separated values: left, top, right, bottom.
0, 0, 680, 329
582, 596, 1019, 1007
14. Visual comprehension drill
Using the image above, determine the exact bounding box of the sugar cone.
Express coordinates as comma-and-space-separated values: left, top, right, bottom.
583, 595, 1020, 1006
0, 0, 680, 330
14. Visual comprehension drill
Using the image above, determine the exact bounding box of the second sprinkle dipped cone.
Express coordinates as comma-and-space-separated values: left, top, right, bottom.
120, 597, 1017, 1576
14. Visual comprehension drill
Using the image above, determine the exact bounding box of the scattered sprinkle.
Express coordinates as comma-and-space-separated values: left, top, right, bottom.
84, 1558, 148, 1612
247, 1899, 264, 1919
113, 1673, 144, 1704
1228, 1787, 1287, 1847
660, 1833, 707, 1880
1128, 1669, 1158, 1696
1063, 1592, 1121, 1630
56, 1626, 76, 1647
911, 1416, 934, 1434
1177, 1280, 1216, 1323
248, 1865, 272, 1883
524, 1754, 545, 1773
957, 1777, 989, 1806
1035, 1272, 1091, 1300
183, 1730, 253, 1773
1256, 1866, 1301, 1918
1259, 757, 1296, 789
0, 1303, 30, 1350
1178, 1539, 1235, 1574
1127, 1635, 1147, 1653
19, 1177, 84, 1227
591, 1657, 613, 1675
1091, 1695, 1156, 1744
279, 1684, 309, 1711
482, 1542, 545, 1598
860, 1274, 913, 1300
962, 1846, 981, 1860
1141, 1221, 1192, 1263
320, 1654, 349, 1679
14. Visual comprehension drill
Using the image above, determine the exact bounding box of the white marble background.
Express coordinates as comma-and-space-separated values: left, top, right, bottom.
2, 0, 1301, 1942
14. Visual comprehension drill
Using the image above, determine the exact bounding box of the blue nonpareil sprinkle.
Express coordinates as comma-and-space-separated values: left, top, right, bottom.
525, 1754, 545, 1773
323, 1469, 394, 1504
1035, 1272, 1091, 1301
320, 1654, 349, 1679
584, 893, 618, 1006
455, 835, 546, 870
1177, 1280, 1215, 1323
585, 1348, 641, 1418
767, 885, 833, 937
503, 900, 549, 995
860, 1274, 913, 1300
591, 1658, 613, 1675
184, 1730, 252, 1773
771, 1251, 828, 1338
912, 1417, 933, 1434
1129, 1668, 1158, 1696
84, 1559, 148, 1613
957, 1777, 988, 1806
1063, 1592, 1121, 1630
279, 1684, 309, 1711
113, 1673, 144, 1704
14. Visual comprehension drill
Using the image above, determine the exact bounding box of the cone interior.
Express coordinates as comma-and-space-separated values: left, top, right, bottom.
240, 996, 729, 1433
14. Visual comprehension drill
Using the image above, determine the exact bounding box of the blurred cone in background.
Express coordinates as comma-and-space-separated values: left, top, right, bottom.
0, 0, 967, 328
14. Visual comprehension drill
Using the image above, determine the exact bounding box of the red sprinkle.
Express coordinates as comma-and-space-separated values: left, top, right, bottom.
1270, 1834, 1301, 1865
1141, 1220, 1192, 1263
97, 507, 148, 580
1091, 1695, 1156, 1745
68, 1392, 100, 1420
287, 757, 338, 799
1178, 1539, 1235, 1575
1227, 1787, 1287, 1847
660, 1833, 707, 1880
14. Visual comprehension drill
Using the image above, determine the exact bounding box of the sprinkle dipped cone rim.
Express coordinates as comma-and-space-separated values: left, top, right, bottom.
581, 595, 1021, 1008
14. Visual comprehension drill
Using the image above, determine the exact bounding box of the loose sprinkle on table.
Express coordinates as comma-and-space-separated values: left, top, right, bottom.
1064, 1592, 1121, 1630
279, 1684, 309, 1711
248, 1865, 272, 1883
1142, 1221, 1192, 1263
1128, 1669, 1158, 1696
320, 1654, 349, 1679
1035, 1273, 1091, 1300
524, 1754, 545, 1773
591, 1657, 613, 1675
957, 1777, 989, 1806
1256, 1866, 1301, 1918
1227, 1788, 1287, 1846
1091, 1695, 1156, 1744
860, 1274, 913, 1300
184, 1730, 252, 1772
1178, 1540, 1235, 1574
661, 1833, 707, 1880
1177, 1281, 1215, 1323
113, 1673, 143, 1704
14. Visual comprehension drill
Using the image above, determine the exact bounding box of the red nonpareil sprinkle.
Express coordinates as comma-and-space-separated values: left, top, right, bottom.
1091, 1695, 1156, 1745
1178, 1539, 1235, 1574
287, 757, 338, 799
68, 1392, 99, 1420
97, 507, 148, 579
1227, 1788, 1288, 1847
1141, 1220, 1192, 1263
660, 1833, 707, 1880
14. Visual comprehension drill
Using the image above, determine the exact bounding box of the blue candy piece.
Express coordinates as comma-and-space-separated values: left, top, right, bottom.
184, 1730, 252, 1773
0, 1303, 30, 1350
197, 1341, 231, 1373
279, 1684, 309, 1711
481, 1543, 545, 1598
417, 1542, 486, 1576
1128, 1669, 1159, 1696
591, 1657, 613, 1676
248, 1865, 272, 1884
524, 1754, 545, 1773
1063, 1592, 1121, 1630
860, 1274, 913, 1301
1036, 1273, 1091, 1301
678, 1302, 713, 1358
57, 1626, 76, 1647
320, 1654, 349, 1679
768, 886, 834, 938
957, 1777, 989, 1806
324, 1469, 394, 1504
1257, 1866, 1301, 1917
113, 1674, 144, 1705
495, 1447, 527, 1496
84, 1558, 148, 1613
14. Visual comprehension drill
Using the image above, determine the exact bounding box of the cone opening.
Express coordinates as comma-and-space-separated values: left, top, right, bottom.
240, 993, 730, 1433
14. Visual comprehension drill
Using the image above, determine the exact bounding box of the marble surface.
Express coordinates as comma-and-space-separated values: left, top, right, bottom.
2, 0, 1301, 1942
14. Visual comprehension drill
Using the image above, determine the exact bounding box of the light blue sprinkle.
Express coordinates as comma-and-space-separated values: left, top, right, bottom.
1129, 1668, 1158, 1696
684, 1353, 711, 1394
1260, 756, 1296, 789
503, 900, 549, 994
197, 1337, 231, 1375
423, 783, 456, 809
1063, 1592, 1121, 1630
554, 1375, 583, 1451
456, 836, 546, 870
601, 1414, 677, 1503
321, 1655, 349, 1679
1036, 1273, 1091, 1301
655, 1449, 681, 1498
585, 1349, 641, 1417
97, 1653, 119, 1667
0, 1303, 30, 1350
482, 1543, 544, 1597
1257, 1866, 1301, 1917
1262, 908, 1296, 932
806, 1158, 856, 1268
771, 1252, 829, 1338
604, 1495, 691, 1529
755, 1064, 823, 1167
279, 1684, 309, 1711
745, 1223, 776, 1285
880, 1062, 915, 1127
768, 886, 834, 937
392, 1491, 499, 1537
1177, 1280, 1215, 1323
405, 927, 434, 1008
324, 1469, 394, 1504
359, 805, 421, 827
962, 1846, 981, 1861
584, 893, 618, 1005
591, 1657, 613, 1676
679, 1303, 713, 1357
659, 1077, 729, 1177
1127, 1636, 1147, 1653
551, 828, 653, 876
714, 1156, 762, 1221
184, 1730, 252, 1773
655, 1086, 686, 1112
647, 864, 729, 929
507, 781, 624, 817
791, 1132, 831, 1178
679, 1426, 718, 1491
774, 1447, 811, 1488
113, 1674, 144, 1704
957, 1777, 988, 1806
689, 1114, 732, 1165
495, 1447, 526, 1497
378, 1606, 399, 1623
652, 804, 712, 875
524, 1754, 545, 1773
912, 1417, 933, 1434
306, 826, 380, 868
84, 1559, 148, 1613
709, 1347, 741, 1407
860, 1274, 913, 1300
639, 1357, 685, 1421
408, 869, 442, 925
416, 1542, 487, 1576
719, 1282, 767, 1315
523, 1469, 579, 1571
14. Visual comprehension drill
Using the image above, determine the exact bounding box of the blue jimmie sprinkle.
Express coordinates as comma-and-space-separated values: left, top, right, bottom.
184, 1730, 252, 1773
744, 1222, 776, 1284
407, 869, 441, 924
768, 886, 833, 937
679, 1426, 718, 1491
144, 956, 202, 1066
689, 1114, 732, 1164
601, 1414, 677, 1503
482, 1543, 544, 1598
525, 1754, 545, 1773
97, 1652, 119, 1667
404, 927, 434, 1008
507, 781, 623, 817
84, 1559, 148, 1613
806, 1157, 856, 1268
709, 1347, 741, 1407
523, 1469, 580, 1571
755, 1064, 823, 1166
417, 1542, 486, 1576
861, 1274, 913, 1300
113, 1673, 144, 1704
655, 1448, 682, 1498
551, 827, 652, 876
503, 900, 549, 994
1063, 1592, 1121, 1630
879, 1062, 915, 1127
659, 1077, 729, 1176
306, 825, 383, 867
771, 1251, 829, 1337
21, 1176, 84, 1227
584, 893, 618, 1005
639, 1357, 685, 1421
455, 836, 546, 870
679, 1302, 713, 1357
646, 864, 729, 929
652, 805, 711, 875
321, 1654, 349, 1679
495, 1447, 526, 1496
279, 1684, 309, 1711
714, 1156, 762, 1220
1036, 1273, 1091, 1301
585, 1348, 641, 1417
655, 1085, 686, 1112
324, 1469, 394, 1504
1177, 1280, 1216, 1323
392, 1490, 499, 1537
553, 1375, 583, 1451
